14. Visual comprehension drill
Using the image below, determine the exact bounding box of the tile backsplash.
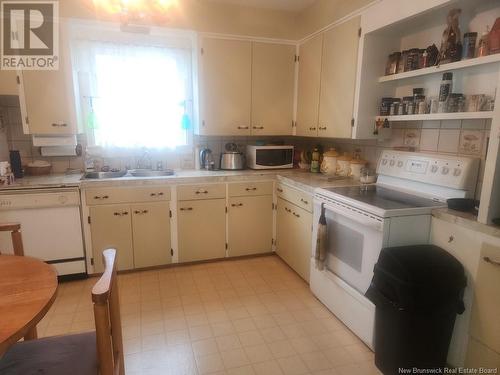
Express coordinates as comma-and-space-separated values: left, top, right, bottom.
0, 94, 490, 198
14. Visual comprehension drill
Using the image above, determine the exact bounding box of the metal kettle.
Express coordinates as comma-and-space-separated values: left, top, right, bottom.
199, 148, 215, 170
220, 143, 245, 170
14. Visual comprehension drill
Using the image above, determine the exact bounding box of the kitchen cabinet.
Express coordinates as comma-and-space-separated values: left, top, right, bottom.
131, 202, 171, 268
296, 34, 323, 137
251, 42, 295, 135
177, 199, 226, 262
318, 16, 360, 138
198, 37, 295, 136
0, 70, 18, 95
228, 195, 273, 257
276, 197, 312, 282
90, 204, 134, 272
199, 38, 252, 136
18, 22, 79, 135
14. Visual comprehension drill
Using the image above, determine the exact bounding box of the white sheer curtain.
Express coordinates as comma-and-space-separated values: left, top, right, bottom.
74, 40, 192, 149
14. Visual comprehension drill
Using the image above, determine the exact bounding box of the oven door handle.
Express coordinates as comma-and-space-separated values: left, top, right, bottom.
322, 202, 383, 232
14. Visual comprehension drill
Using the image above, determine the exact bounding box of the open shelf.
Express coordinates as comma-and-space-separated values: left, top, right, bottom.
376, 111, 494, 122
378, 54, 500, 83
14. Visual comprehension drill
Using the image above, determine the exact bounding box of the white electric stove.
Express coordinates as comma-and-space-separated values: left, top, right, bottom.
310, 150, 480, 349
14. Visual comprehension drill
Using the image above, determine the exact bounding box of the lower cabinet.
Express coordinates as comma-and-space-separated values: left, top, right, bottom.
276, 197, 312, 282
228, 195, 273, 257
90, 204, 135, 272
90, 202, 171, 272
131, 202, 172, 269
178, 199, 226, 262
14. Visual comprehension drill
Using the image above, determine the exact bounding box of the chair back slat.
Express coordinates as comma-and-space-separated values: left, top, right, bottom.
91, 249, 124, 375
0, 223, 24, 256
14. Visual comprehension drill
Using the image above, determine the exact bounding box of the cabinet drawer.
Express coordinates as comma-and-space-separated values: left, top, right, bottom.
228, 181, 273, 197
177, 183, 226, 201
276, 182, 312, 212
85, 186, 171, 205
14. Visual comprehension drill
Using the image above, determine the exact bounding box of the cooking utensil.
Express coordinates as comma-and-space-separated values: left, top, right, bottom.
199, 148, 214, 170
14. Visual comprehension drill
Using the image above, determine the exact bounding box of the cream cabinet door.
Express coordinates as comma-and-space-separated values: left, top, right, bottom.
19, 23, 77, 135
296, 34, 323, 137
318, 16, 360, 139
276, 198, 312, 282
131, 202, 171, 268
178, 199, 226, 262
90, 204, 134, 272
0, 70, 18, 95
228, 195, 273, 257
199, 38, 252, 136
251, 43, 295, 136
276, 198, 292, 262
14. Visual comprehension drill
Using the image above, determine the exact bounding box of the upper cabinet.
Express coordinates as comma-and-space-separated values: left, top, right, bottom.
0, 71, 18, 96
318, 17, 361, 138
296, 16, 361, 138
296, 34, 323, 137
17, 21, 80, 135
251, 43, 296, 135
199, 38, 252, 136
198, 37, 295, 136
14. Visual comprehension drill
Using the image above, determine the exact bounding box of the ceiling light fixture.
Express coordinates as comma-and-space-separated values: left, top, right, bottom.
92, 0, 178, 25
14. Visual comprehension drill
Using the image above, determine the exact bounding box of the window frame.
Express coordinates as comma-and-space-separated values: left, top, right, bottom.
68, 20, 198, 154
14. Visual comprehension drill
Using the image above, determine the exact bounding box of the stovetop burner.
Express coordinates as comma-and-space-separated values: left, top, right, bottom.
321, 185, 445, 211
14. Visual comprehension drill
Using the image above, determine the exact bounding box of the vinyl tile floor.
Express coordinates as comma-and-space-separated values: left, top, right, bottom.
37, 255, 380, 375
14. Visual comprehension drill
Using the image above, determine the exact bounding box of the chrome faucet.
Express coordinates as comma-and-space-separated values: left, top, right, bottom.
136, 149, 153, 170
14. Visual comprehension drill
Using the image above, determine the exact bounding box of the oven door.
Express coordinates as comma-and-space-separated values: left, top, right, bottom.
314, 197, 386, 294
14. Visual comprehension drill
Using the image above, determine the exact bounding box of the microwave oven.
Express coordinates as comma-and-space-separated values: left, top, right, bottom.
246, 145, 294, 169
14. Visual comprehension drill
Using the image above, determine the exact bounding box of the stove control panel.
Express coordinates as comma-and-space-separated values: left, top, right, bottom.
377, 150, 480, 191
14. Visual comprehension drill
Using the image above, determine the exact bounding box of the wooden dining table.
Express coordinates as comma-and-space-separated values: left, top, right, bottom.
0, 255, 58, 356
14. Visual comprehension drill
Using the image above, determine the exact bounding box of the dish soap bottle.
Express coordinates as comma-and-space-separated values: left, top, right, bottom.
310, 147, 320, 173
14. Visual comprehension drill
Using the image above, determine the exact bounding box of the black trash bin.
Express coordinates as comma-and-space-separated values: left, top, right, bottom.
365, 245, 466, 375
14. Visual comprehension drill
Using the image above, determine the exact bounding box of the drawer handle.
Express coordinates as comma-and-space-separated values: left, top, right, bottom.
448, 236, 454, 243
318, 126, 327, 131
51, 123, 68, 127
277, 188, 283, 193
134, 210, 149, 215
94, 195, 109, 200
114, 211, 128, 216
231, 203, 243, 207
245, 187, 257, 191
180, 207, 193, 211
150, 192, 164, 197
237, 126, 249, 130
483, 257, 500, 267
309, 127, 316, 131
285, 207, 292, 213
300, 198, 308, 205
195, 190, 208, 194
252, 126, 264, 130
293, 212, 300, 218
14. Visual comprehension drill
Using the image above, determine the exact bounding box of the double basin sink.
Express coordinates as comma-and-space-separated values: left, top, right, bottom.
83, 169, 175, 179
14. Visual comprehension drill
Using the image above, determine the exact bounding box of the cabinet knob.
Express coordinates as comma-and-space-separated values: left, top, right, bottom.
94, 195, 109, 200
309, 127, 316, 131
300, 198, 308, 205
245, 187, 257, 191
231, 203, 243, 207
277, 188, 283, 193
180, 207, 193, 211
134, 210, 141, 214
293, 212, 300, 218
195, 190, 208, 194
448, 236, 454, 243
51, 123, 68, 127
252, 126, 264, 130
237, 126, 249, 130
319, 126, 327, 131
285, 207, 291, 213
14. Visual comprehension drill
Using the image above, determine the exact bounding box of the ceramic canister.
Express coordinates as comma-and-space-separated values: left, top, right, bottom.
320, 148, 339, 176
336, 154, 352, 176
350, 158, 367, 180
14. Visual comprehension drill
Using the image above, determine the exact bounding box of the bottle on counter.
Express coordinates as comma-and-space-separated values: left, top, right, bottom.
438, 72, 453, 113
477, 27, 490, 57
310, 147, 320, 173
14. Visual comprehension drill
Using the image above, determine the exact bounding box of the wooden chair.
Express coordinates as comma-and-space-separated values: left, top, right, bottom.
0, 249, 125, 375
0, 223, 24, 256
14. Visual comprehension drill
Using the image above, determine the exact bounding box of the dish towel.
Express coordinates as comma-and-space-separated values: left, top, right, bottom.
315, 203, 327, 270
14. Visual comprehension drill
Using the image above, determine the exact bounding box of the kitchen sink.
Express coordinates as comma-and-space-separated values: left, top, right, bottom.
129, 169, 175, 177
83, 171, 128, 179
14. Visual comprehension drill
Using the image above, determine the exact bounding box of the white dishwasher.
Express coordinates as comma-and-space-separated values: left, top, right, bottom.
0, 187, 86, 279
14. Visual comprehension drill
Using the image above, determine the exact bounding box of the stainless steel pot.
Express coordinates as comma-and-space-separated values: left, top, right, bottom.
220, 151, 245, 170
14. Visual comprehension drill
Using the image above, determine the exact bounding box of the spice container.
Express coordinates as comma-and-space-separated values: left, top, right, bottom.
405, 48, 420, 71
390, 99, 400, 116
320, 148, 339, 176
385, 52, 400, 75
336, 154, 352, 177
415, 95, 427, 114
466, 94, 485, 112
477, 28, 490, 57
447, 93, 464, 113
380, 97, 393, 116
429, 97, 439, 113
438, 72, 453, 113
397, 50, 408, 74
462, 32, 477, 59
402, 96, 414, 115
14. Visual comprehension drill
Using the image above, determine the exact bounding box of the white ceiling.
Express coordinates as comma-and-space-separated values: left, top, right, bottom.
201, 0, 317, 12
